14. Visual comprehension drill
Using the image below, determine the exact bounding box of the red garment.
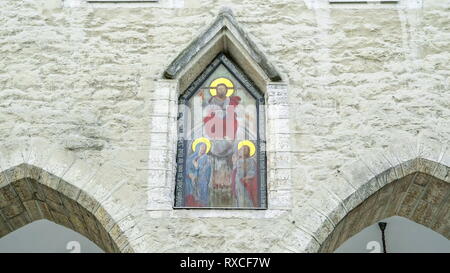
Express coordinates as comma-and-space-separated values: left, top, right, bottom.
242, 176, 258, 207
203, 96, 241, 139
231, 168, 259, 208
228, 96, 241, 107
185, 195, 202, 207
231, 168, 237, 198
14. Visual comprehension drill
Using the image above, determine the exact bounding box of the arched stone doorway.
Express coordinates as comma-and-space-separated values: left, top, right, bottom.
320, 165, 449, 252
0, 163, 132, 253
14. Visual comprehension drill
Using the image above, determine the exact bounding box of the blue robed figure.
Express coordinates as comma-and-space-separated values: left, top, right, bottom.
185, 142, 211, 207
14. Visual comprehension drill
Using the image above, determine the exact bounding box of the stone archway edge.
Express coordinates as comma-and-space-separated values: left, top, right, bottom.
338, 139, 449, 209
313, 139, 449, 252
0, 138, 137, 253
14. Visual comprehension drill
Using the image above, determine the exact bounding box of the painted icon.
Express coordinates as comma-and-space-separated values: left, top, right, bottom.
176, 55, 265, 208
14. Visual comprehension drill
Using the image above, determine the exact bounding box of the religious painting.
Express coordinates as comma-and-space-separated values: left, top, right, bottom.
174, 53, 267, 209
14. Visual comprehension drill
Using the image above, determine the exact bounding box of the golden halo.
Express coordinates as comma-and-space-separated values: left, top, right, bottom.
238, 140, 256, 157
209, 77, 234, 97
192, 137, 211, 154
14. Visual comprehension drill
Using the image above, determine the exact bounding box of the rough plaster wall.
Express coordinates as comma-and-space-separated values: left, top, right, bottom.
0, 0, 448, 252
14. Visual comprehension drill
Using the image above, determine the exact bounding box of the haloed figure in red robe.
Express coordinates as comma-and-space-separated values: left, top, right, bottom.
203, 83, 241, 139
232, 145, 258, 208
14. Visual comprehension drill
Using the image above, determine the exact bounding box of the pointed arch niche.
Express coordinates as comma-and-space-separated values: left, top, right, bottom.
147, 8, 292, 217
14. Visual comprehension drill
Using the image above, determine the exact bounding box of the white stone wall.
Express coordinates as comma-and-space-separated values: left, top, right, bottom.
0, 0, 449, 252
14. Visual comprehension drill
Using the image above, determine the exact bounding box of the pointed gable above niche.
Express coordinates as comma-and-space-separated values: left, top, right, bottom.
163, 7, 282, 93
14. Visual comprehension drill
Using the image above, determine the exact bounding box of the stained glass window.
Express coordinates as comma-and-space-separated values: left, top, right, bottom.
174, 54, 267, 209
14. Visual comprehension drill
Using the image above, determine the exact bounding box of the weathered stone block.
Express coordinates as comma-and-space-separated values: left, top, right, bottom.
57, 180, 80, 201
398, 183, 424, 217
61, 195, 82, 216
0, 219, 11, 237
34, 200, 53, 221
411, 200, 435, 228
68, 214, 89, 238
1, 202, 25, 219
12, 179, 34, 201
51, 210, 73, 230
0, 185, 18, 208
46, 198, 66, 214
38, 171, 61, 191
40, 184, 63, 204
421, 179, 448, 206
22, 200, 43, 221
77, 190, 100, 213
94, 205, 116, 232
8, 213, 29, 230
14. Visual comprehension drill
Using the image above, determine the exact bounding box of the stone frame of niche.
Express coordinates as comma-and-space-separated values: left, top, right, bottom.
146, 8, 292, 218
